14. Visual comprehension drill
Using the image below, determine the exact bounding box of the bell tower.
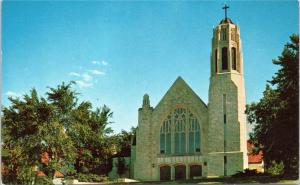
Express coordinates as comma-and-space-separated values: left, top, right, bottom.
207, 5, 248, 176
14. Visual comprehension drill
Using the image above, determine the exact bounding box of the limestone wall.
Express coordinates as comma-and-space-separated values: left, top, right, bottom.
134, 107, 154, 181
208, 19, 248, 173
134, 77, 209, 181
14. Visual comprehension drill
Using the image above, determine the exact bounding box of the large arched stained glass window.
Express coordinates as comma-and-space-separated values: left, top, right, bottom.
188, 112, 200, 153
160, 115, 171, 154
174, 108, 186, 154
159, 107, 200, 155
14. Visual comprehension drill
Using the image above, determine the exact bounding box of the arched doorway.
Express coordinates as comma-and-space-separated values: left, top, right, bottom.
189, 165, 202, 179
175, 165, 186, 180
160, 165, 171, 181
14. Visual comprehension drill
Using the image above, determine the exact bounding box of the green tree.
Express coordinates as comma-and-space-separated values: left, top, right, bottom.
46, 82, 114, 175
2, 88, 76, 184
2, 82, 114, 184
115, 127, 136, 157
44, 82, 114, 175
116, 157, 128, 177
246, 34, 299, 176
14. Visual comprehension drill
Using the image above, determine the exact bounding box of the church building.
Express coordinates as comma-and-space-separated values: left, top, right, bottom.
131, 7, 248, 181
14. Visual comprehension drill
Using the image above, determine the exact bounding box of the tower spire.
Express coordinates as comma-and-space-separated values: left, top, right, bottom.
222, 4, 229, 19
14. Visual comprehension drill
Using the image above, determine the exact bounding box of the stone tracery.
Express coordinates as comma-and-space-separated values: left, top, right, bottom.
160, 107, 201, 155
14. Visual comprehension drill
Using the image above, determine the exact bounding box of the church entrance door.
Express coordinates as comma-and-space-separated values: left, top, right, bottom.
160, 165, 171, 181
175, 165, 186, 180
189, 165, 202, 179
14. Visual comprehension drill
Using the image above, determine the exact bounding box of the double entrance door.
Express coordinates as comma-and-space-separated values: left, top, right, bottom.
160, 164, 202, 181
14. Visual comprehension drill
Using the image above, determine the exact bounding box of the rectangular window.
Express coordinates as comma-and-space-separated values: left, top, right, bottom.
224, 155, 227, 176
222, 47, 228, 70
189, 132, 195, 153
181, 132, 186, 154
175, 133, 179, 154
231, 47, 237, 70
223, 94, 226, 124
195, 131, 200, 152
166, 133, 171, 154
215, 49, 218, 72
222, 28, 226, 41
160, 133, 165, 154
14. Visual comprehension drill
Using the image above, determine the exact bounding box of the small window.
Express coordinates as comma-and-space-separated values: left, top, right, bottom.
160, 150, 165, 154
222, 47, 228, 70
231, 47, 237, 70
231, 28, 236, 41
223, 94, 227, 124
224, 156, 227, 164
215, 49, 218, 72
221, 28, 226, 41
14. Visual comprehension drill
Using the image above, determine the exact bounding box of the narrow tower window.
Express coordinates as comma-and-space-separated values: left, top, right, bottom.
231, 47, 237, 70
223, 94, 227, 124
231, 28, 236, 41
223, 94, 227, 154
224, 155, 227, 176
222, 47, 228, 70
215, 49, 218, 72
221, 28, 226, 41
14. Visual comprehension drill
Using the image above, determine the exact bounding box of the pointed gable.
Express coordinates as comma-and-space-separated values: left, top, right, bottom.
154, 76, 207, 112
150, 76, 209, 155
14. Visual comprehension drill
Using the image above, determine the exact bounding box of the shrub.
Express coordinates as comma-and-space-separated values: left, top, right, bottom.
74, 173, 109, 182
267, 161, 284, 176
35, 176, 53, 185
232, 168, 263, 177
116, 157, 128, 177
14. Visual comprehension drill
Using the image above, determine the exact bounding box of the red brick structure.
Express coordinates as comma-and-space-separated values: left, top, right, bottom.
247, 141, 264, 172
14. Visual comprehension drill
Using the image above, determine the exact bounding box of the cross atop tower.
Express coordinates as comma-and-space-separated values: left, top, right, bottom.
222, 4, 229, 19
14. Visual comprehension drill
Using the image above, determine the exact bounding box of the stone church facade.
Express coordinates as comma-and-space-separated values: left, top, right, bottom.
131, 15, 248, 181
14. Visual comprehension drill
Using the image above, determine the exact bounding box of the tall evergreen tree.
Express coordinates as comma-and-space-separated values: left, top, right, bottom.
246, 34, 299, 176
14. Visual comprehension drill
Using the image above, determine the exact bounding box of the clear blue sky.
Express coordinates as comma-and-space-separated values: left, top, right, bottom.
2, 1, 299, 134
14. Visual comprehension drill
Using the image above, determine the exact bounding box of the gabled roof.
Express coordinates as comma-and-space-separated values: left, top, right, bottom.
154, 76, 207, 110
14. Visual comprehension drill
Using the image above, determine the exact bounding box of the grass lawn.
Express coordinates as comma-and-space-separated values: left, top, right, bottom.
120, 176, 299, 184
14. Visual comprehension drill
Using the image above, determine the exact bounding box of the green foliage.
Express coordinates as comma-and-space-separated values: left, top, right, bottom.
246, 34, 299, 176
34, 176, 54, 185
267, 161, 284, 176
74, 173, 109, 182
116, 157, 128, 177
114, 127, 136, 157
232, 168, 264, 177
2, 81, 114, 184
17, 165, 37, 185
